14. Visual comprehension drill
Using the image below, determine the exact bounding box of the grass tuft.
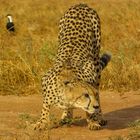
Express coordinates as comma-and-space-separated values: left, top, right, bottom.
127, 120, 140, 140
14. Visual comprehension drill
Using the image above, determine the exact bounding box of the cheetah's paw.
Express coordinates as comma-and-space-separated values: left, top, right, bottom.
88, 121, 102, 130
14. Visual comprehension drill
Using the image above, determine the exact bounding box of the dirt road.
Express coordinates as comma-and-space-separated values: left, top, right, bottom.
0, 91, 139, 140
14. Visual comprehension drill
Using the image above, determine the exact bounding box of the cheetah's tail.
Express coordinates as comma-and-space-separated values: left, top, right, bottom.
100, 52, 112, 70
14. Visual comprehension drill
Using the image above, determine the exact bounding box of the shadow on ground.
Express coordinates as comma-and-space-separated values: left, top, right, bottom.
72, 105, 140, 130
104, 105, 140, 130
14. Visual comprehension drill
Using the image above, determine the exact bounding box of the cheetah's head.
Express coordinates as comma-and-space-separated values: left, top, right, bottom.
64, 80, 99, 114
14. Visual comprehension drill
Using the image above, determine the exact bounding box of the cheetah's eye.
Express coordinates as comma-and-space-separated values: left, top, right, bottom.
84, 93, 89, 98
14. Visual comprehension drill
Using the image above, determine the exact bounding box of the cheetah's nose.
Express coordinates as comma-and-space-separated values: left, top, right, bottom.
93, 105, 99, 109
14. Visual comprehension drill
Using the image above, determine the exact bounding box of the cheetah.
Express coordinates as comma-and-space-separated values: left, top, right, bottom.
34, 3, 111, 130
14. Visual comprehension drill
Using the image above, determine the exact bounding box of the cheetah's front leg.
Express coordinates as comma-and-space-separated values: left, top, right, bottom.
86, 93, 107, 130
34, 104, 50, 131
86, 71, 107, 130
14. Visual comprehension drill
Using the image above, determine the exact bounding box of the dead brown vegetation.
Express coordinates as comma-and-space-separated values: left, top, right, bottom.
0, 0, 140, 95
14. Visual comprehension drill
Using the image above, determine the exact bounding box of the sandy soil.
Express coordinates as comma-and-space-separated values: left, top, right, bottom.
0, 91, 139, 140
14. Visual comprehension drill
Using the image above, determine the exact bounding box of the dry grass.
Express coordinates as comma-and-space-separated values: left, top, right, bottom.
0, 0, 140, 95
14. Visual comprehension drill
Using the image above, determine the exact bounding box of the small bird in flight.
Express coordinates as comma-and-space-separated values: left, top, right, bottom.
6, 14, 15, 32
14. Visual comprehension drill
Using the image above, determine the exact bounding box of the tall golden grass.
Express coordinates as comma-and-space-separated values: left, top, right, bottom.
0, 0, 140, 95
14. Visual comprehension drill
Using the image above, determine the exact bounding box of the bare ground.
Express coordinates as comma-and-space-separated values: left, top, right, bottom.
0, 91, 140, 140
